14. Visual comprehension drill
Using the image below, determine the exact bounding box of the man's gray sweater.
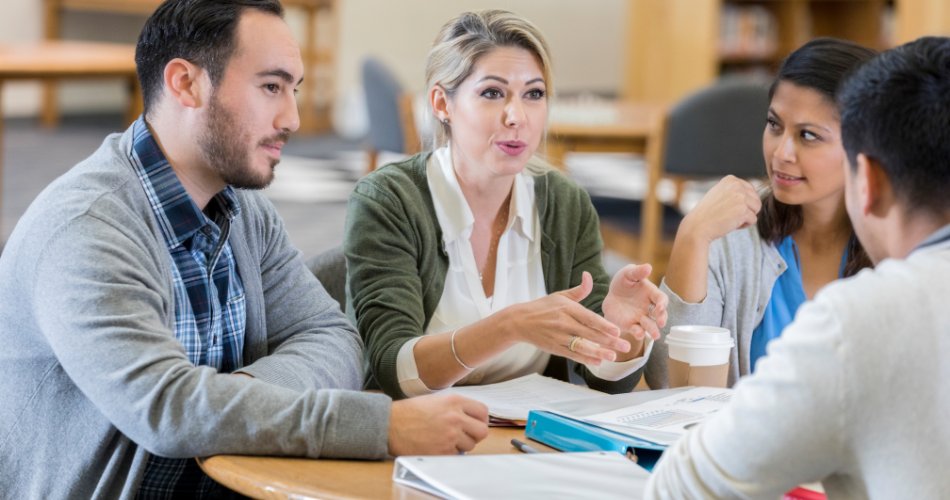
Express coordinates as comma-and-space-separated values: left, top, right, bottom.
0, 125, 391, 499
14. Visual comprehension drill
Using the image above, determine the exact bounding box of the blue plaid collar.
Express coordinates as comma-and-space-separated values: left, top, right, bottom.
129, 117, 241, 249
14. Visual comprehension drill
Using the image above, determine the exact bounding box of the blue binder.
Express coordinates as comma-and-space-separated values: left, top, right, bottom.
525, 410, 667, 471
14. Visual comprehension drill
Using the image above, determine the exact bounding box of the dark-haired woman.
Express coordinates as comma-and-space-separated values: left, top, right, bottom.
645, 38, 876, 388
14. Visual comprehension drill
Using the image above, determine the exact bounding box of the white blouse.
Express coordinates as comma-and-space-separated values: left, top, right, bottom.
395, 146, 651, 397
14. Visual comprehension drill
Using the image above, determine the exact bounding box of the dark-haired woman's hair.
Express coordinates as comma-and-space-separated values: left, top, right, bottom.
756, 37, 876, 276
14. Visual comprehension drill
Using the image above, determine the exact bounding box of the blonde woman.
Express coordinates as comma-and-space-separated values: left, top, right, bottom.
345, 10, 668, 399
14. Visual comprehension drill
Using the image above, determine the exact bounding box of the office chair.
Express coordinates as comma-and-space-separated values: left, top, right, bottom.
597, 77, 769, 276
361, 57, 420, 174
306, 245, 346, 308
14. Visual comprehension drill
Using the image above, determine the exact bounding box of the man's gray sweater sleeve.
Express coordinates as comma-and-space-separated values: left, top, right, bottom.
233, 192, 392, 458
29, 196, 390, 460
234, 192, 364, 390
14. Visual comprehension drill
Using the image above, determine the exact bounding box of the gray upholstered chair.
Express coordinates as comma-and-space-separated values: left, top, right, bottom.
361, 57, 420, 174
596, 77, 769, 275
663, 77, 769, 181
306, 245, 346, 308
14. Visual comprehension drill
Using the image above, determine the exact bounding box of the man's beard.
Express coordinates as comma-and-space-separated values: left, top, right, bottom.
198, 94, 289, 190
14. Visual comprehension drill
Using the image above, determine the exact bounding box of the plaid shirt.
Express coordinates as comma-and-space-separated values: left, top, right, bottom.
130, 118, 247, 499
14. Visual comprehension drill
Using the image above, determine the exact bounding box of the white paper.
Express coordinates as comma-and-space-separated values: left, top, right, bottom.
443, 373, 605, 422
584, 387, 732, 442
393, 451, 649, 500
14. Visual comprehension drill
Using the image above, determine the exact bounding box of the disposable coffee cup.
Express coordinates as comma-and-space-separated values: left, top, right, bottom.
665, 325, 734, 388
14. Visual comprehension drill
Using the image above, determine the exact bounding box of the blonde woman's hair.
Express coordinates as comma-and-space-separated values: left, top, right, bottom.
425, 10, 554, 150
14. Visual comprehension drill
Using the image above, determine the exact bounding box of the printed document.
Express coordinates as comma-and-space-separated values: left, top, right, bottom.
443, 373, 605, 424
584, 387, 732, 444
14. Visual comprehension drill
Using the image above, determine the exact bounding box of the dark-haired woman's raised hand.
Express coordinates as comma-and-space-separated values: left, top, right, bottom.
681, 175, 761, 245
666, 175, 761, 303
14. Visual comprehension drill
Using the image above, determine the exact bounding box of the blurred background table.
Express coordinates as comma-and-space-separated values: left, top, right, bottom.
547, 100, 669, 271
41, 0, 337, 132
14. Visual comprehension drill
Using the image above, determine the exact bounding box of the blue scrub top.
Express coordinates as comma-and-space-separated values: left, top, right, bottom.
750, 235, 847, 372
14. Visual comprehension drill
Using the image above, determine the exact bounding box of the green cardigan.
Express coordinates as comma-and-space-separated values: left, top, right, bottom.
344, 152, 642, 398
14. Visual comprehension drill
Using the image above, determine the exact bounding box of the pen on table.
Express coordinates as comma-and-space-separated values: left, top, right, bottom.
510, 438, 541, 454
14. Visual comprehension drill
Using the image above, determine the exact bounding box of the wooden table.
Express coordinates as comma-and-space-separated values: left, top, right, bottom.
547, 101, 669, 269
0, 41, 139, 234
40, 0, 336, 132
197, 427, 555, 499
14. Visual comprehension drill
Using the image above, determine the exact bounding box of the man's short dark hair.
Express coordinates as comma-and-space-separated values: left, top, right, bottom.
135, 0, 284, 117
839, 36, 950, 214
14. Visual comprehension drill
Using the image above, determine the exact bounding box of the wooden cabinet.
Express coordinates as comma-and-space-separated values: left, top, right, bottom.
623, 0, 949, 103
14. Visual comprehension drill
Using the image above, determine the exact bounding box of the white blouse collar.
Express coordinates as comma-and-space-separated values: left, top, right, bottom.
427, 145, 536, 246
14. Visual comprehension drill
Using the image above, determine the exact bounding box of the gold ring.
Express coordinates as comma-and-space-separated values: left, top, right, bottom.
567, 335, 582, 353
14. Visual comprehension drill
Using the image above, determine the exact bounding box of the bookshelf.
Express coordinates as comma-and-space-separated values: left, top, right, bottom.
623, 0, 950, 103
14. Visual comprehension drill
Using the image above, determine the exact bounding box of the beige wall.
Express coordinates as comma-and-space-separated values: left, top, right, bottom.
334, 0, 626, 135
1, 0, 43, 116
338, 0, 626, 94
0, 0, 628, 129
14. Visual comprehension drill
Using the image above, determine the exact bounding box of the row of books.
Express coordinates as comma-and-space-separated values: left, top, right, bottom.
719, 4, 779, 60
719, 4, 897, 62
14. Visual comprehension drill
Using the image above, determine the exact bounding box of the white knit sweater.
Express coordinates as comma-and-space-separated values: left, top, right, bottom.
647, 225, 950, 499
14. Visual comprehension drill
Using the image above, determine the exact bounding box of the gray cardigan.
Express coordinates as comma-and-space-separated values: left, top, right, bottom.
645, 226, 786, 388
0, 126, 391, 499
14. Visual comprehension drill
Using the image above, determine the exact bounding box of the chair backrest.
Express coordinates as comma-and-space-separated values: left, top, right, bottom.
634, 78, 771, 277
306, 246, 347, 307
663, 78, 770, 179
362, 57, 409, 154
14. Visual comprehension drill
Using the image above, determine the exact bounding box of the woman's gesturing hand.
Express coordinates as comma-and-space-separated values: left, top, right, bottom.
602, 264, 669, 361
503, 271, 631, 366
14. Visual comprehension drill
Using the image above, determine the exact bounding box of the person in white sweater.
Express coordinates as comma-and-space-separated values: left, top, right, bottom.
646, 36, 950, 499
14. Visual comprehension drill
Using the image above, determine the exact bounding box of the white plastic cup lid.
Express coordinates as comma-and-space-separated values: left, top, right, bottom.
666, 325, 734, 347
